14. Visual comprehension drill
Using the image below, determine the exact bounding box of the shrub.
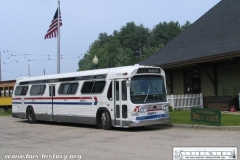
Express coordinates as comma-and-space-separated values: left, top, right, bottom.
168, 105, 173, 112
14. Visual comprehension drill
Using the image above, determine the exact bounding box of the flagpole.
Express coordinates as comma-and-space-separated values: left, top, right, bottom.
0, 52, 1, 81
57, 0, 60, 74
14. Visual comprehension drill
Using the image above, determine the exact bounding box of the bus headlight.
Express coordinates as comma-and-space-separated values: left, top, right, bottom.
162, 104, 169, 111
139, 106, 147, 113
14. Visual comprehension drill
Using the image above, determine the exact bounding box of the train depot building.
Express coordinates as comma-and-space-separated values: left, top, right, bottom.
139, 0, 240, 109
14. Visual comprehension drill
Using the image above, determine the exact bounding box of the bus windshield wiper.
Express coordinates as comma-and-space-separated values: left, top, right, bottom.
144, 81, 151, 104
151, 84, 166, 102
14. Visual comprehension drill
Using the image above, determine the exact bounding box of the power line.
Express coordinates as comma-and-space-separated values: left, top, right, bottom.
0, 49, 85, 80
1, 56, 82, 64
0, 49, 84, 65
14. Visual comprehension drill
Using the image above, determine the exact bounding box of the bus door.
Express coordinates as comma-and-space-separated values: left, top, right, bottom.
113, 79, 128, 127
48, 84, 56, 121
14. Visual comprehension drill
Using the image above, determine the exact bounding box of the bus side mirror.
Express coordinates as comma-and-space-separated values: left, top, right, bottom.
126, 81, 130, 87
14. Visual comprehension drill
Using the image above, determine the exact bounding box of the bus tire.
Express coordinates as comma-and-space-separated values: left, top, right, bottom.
101, 111, 112, 130
27, 107, 36, 124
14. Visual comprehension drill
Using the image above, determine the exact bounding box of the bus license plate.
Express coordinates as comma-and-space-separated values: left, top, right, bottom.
147, 112, 156, 115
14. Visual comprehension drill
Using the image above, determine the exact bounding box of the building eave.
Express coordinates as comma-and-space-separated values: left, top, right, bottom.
158, 51, 240, 70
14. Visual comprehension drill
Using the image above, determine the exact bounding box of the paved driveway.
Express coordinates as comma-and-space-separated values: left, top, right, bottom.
0, 116, 239, 160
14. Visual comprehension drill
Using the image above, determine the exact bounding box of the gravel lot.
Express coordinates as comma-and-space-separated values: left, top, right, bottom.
0, 116, 239, 160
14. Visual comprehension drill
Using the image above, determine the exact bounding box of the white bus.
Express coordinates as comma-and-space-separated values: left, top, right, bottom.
12, 65, 170, 130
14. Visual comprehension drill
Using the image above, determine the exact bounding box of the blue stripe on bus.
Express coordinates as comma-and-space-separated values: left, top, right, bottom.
12, 102, 21, 104
24, 102, 93, 105
136, 114, 169, 120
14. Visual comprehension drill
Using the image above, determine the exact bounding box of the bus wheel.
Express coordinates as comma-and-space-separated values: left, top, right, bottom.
101, 111, 112, 130
27, 107, 36, 124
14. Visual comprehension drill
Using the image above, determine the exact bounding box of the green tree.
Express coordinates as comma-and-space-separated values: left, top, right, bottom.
150, 21, 182, 47
78, 33, 120, 70
78, 20, 191, 71
138, 46, 163, 62
78, 52, 94, 71
181, 21, 191, 31
116, 22, 149, 57
113, 47, 134, 67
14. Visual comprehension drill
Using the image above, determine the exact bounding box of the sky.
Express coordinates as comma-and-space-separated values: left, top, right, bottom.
0, 0, 220, 81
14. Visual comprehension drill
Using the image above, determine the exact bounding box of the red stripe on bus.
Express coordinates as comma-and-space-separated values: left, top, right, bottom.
12, 98, 21, 100
24, 97, 92, 100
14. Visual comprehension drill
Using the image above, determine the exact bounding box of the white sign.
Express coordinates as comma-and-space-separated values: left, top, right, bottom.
173, 147, 237, 160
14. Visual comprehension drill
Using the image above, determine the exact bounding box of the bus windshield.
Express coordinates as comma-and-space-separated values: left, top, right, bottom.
130, 75, 167, 104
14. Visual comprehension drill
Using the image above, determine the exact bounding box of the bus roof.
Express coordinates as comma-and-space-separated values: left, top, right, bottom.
16, 65, 163, 84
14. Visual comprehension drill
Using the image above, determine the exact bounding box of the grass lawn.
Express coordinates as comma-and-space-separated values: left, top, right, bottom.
0, 109, 12, 116
170, 110, 240, 126
1, 109, 239, 126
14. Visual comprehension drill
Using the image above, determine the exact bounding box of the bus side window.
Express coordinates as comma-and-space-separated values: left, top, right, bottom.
122, 81, 127, 101
20, 86, 28, 95
14, 86, 21, 95
116, 81, 119, 101
92, 81, 106, 93
58, 83, 79, 95
81, 82, 94, 93
30, 85, 46, 95
107, 82, 112, 100
81, 81, 105, 94
14, 86, 29, 96
67, 83, 78, 94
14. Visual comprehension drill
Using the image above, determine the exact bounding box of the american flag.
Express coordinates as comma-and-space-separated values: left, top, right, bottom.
44, 8, 62, 39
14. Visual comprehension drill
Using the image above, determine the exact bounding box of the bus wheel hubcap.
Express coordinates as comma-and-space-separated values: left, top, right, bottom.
101, 113, 106, 126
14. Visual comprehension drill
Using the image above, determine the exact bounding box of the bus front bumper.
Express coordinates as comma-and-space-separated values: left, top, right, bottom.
128, 116, 171, 127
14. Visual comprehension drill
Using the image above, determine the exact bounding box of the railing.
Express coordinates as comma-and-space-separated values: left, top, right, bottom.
167, 93, 203, 111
